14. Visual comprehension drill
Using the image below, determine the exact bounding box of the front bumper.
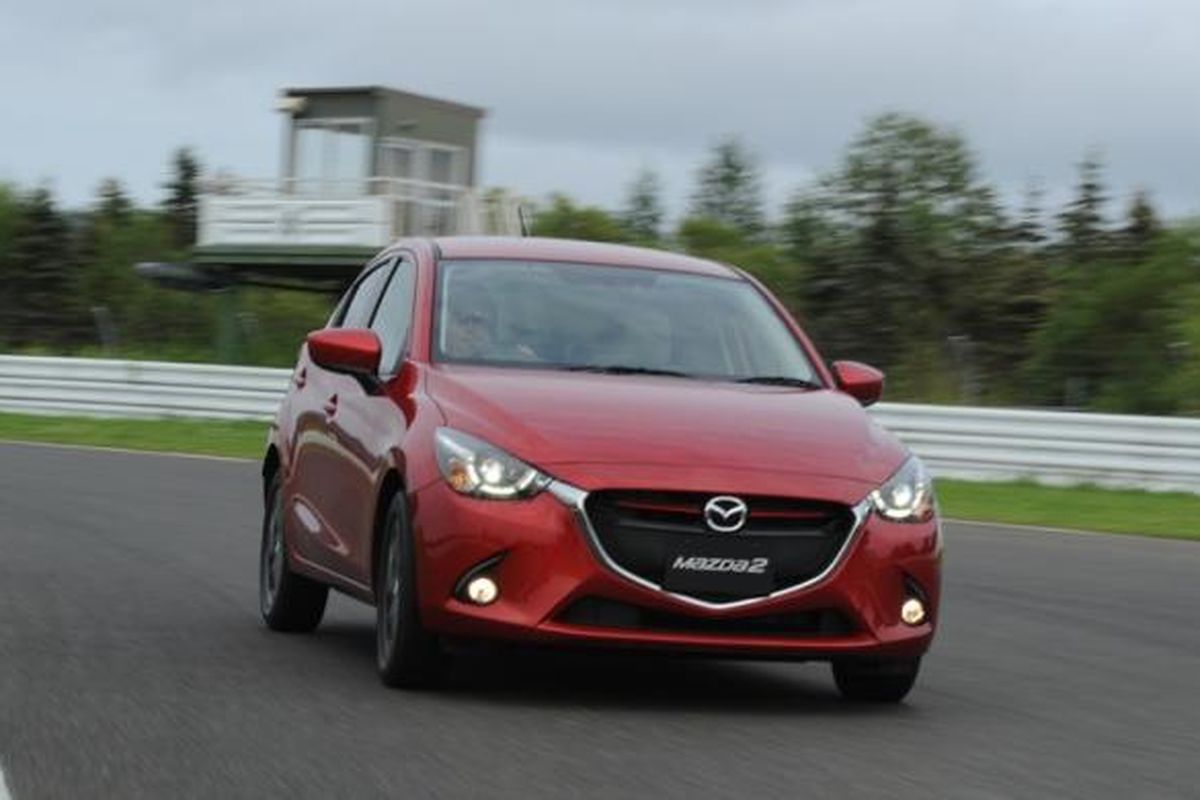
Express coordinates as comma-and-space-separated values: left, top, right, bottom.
412, 480, 941, 661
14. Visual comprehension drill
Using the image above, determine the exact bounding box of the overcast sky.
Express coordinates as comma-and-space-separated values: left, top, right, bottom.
2, 0, 1198, 222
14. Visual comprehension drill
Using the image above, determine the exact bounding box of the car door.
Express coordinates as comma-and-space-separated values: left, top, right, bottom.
286, 257, 395, 582
324, 253, 420, 585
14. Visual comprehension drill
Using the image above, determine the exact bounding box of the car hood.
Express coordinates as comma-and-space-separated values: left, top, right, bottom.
425, 365, 908, 499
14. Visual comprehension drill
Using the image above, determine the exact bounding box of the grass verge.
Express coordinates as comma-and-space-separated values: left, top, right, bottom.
0, 412, 1196, 540
0, 412, 267, 460
936, 478, 1199, 540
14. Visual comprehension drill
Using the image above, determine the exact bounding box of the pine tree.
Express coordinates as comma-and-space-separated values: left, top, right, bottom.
1014, 180, 1046, 249
1121, 189, 1161, 261
96, 177, 132, 225
78, 177, 134, 267
78, 178, 137, 316
689, 138, 764, 237
0, 184, 21, 346
164, 148, 200, 248
621, 168, 664, 244
6, 186, 78, 346
1058, 154, 1108, 264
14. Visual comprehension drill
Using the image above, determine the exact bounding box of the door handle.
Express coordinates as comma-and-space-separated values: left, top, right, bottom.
322, 394, 339, 417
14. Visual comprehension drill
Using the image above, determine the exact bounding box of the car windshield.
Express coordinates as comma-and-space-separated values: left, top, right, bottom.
433, 259, 820, 384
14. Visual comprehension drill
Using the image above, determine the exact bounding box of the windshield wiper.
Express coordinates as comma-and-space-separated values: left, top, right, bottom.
733, 375, 824, 389
558, 364, 694, 379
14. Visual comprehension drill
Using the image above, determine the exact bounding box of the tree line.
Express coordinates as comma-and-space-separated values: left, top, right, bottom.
0, 149, 330, 366
533, 114, 1200, 415
0, 114, 1198, 414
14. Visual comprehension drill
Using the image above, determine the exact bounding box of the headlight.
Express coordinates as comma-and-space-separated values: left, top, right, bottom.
434, 428, 551, 500
870, 456, 935, 522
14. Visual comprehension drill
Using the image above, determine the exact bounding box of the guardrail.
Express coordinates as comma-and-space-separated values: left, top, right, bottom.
0, 356, 290, 420
2, 355, 1198, 493
870, 403, 1200, 494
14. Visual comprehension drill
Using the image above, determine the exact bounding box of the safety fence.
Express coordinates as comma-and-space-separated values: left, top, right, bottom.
3, 355, 1198, 493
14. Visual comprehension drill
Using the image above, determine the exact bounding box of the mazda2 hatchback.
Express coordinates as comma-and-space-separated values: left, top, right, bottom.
260, 237, 941, 702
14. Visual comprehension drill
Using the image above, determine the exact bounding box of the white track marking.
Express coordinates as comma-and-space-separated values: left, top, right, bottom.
0, 438, 256, 464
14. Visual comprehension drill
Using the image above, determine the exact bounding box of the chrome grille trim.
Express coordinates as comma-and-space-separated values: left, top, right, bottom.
549, 481, 872, 612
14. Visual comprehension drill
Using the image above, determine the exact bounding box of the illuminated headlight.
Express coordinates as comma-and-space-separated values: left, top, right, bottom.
435, 428, 551, 500
870, 456, 935, 523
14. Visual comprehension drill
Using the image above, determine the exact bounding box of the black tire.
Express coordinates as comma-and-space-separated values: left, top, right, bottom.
832, 657, 921, 703
375, 491, 444, 688
259, 473, 328, 632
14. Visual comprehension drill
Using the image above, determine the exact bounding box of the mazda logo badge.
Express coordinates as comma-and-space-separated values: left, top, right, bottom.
704, 495, 749, 533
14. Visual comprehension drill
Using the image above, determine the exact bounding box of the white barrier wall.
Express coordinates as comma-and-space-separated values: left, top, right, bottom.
0, 356, 290, 420
871, 403, 1200, 494
2, 355, 1198, 493
198, 196, 394, 248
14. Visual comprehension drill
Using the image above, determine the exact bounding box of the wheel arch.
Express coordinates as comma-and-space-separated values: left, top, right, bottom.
371, 468, 406, 599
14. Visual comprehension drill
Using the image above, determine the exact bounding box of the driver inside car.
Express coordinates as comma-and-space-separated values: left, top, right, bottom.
444, 286, 539, 362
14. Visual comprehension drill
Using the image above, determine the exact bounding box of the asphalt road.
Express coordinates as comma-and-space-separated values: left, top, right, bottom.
1, 442, 1198, 799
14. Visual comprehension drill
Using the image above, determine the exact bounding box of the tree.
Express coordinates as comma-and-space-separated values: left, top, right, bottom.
621, 168, 664, 244
78, 178, 134, 267
1013, 180, 1046, 249
1027, 232, 1196, 412
676, 215, 804, 311
1121, 189, 1161, 261
1057, 153, 1109, 264
0, 184, 21, 345
787, 113, 1007, 384
689, 137, 764, 237
1171, 280, 1200, 415
96, 177, 132, 225
531, 194, 630, 243
164, 148, 201, 248
5, 187, 79, 347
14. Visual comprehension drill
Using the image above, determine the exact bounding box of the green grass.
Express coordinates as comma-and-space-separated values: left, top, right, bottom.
937, 479, 1200, 540
0, 412, 267, 460
0, 412, 1196, 539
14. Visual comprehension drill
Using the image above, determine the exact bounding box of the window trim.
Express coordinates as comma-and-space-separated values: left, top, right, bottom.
331, 256, 396, 329
367, 251, 419, 376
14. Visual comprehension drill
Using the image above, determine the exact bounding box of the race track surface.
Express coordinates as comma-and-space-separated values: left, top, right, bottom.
1, 442, 1197, 799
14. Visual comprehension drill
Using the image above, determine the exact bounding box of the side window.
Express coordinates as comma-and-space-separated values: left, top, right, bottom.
370, 258, 417, 373
338, 260, 394, 328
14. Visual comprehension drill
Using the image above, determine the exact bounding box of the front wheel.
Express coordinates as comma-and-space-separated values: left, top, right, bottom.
375, 491, 444, 688
832, 657, 921, 703
259, 474, 328, 632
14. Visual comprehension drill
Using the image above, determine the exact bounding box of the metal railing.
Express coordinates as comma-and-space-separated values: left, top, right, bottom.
871, 403, 1200, 494
2, 355, 1198, 493
197, 177, 523, 248
0, 356, 289, 420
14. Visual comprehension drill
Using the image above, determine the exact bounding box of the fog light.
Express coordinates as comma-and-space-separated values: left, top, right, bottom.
465, 576, 499, 605
901, 597, 926, 626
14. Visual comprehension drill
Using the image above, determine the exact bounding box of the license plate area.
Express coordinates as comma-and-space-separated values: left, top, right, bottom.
661, 538, 774, 597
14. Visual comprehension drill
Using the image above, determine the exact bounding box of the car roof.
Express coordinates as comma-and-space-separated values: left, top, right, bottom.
431, 236, 741, 279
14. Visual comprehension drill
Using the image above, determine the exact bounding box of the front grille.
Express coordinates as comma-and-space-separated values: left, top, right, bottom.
557, 597, 856, 637
584, 490, 857, 602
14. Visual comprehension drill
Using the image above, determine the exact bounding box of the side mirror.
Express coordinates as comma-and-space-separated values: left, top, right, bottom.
832, 360, 884, 407
306, 328, 382, 376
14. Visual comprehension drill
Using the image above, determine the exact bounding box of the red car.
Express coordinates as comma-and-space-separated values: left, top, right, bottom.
260, 237, 941, 702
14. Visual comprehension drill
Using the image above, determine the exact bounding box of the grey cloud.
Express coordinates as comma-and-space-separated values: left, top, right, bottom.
2, 0, 1197, 218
